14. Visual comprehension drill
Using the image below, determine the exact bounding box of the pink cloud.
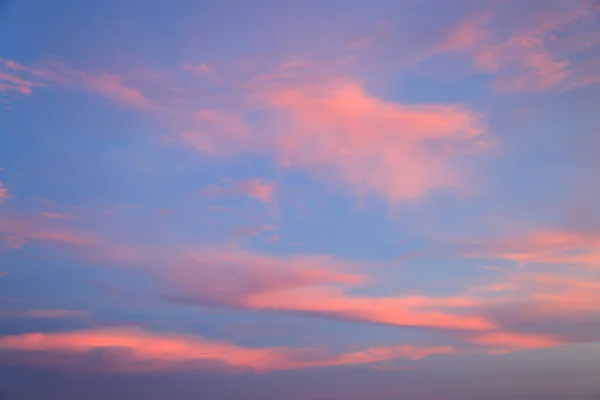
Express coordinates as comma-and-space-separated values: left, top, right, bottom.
469, 331, 564, 351
4, 57, 491, 204
2, 235, 26, 250
81, 73, 157, 110
0, 182, 8, 203
102, 203, 139, 216
453, 270, 600, 349
516, 273, 600, 314
347, 36, 373, 51
13, 309, 89, 319
265, 234, 281, 243
0, 72, 45, 95
182, 109, 252, 155
466, 230, 600, 268
182, 62, 222, 83
0, 214, 143, 265
242, 287, 493, 331
199, 178, 276, 203
1, 58, 157, 110
182, 62, 212, 75
431, 12, 491, 55
261, 78, 487, 200
234, 179, 276, 203
0, 218, 97, 247
232, 225, 276, 237
167, 248, 494, 332
168, 248, 366, 305
41, 212, 73, 220
0, 328, 454, 373
419, 2, 600, 93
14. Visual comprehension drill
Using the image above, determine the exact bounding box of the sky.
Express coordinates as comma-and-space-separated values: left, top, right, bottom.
0, 0, 600, 399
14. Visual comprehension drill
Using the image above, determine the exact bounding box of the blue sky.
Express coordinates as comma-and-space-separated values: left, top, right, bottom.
1, 0, 600, 398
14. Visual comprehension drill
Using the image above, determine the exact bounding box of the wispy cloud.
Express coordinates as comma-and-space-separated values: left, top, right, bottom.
0, 58, 158, 110
199, 178, 277, 204
0, 309, 89, 319
165, 247, 492, 331
0, 328, 454, 373
0, 182, 8, 203
465, 229, 600, 268
41, 212, 73, 220
416, 1, 600, 93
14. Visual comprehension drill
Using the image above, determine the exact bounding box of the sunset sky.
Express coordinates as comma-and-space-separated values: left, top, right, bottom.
1, 0, 600, 399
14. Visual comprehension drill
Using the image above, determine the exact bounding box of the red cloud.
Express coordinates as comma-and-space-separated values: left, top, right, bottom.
0, 328, 454, 373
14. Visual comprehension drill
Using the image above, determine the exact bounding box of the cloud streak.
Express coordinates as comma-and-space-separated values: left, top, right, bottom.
0, 328, 454, 373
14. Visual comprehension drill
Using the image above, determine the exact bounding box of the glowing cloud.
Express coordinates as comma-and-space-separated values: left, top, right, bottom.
167, 248, 493, 331
0, 328, 454, 373
261, 78, 487, 200
466, 230, 600, 268
420, 2, 600, 93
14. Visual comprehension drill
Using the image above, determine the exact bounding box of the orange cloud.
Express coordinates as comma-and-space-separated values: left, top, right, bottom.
0, 328, 454, 373
261, 78, 487, 201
